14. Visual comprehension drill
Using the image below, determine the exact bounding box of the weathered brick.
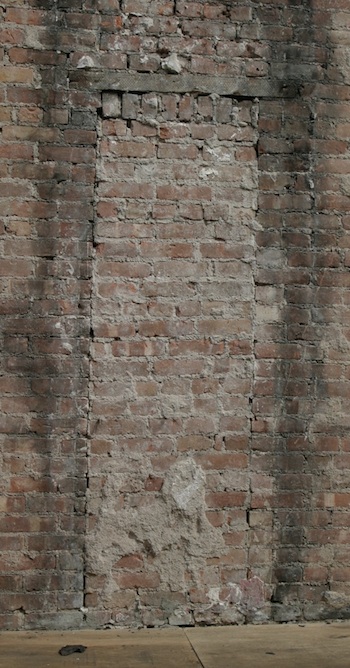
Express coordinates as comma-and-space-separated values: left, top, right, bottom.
1, 0, 350, 632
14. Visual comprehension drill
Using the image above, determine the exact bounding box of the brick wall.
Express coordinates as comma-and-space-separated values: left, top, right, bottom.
0, 0, 96, 629
1, 0, 350, 629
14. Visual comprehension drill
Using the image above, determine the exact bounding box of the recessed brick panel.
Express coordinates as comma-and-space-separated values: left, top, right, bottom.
86, 92, 257, 626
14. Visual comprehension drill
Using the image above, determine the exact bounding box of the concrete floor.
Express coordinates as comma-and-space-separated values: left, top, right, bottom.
1, 622, 350, 667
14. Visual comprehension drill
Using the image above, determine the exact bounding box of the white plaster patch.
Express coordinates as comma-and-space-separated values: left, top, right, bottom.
86, 455, 226, 602
76, 55, 96, 69
163, 459, 205, 512
161, 53, 182, 74
199, 167, 219, 180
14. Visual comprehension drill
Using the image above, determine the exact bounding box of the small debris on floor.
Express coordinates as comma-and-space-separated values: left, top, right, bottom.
58, 645, 87, 656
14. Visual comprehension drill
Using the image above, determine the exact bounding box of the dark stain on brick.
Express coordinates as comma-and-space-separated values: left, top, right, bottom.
0, 0, 96, 628
254, 0, 333, 621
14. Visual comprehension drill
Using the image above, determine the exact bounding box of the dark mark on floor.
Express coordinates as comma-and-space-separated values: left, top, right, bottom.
58, 645, 87, 656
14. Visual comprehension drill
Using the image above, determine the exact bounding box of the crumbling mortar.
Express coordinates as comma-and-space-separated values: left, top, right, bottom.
82, 113, 100, 617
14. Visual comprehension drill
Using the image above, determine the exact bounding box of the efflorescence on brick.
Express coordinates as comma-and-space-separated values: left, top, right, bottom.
1, 0, 350, 630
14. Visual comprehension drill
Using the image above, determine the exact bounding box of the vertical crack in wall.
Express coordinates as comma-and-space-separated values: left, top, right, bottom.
83, 93, 103, 618
247, 96, 268, 623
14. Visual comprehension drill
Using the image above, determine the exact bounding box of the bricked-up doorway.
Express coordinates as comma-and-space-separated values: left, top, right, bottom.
85, 86, 261, 626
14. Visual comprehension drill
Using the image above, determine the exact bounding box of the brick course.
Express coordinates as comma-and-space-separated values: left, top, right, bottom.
1, 0, 350, 629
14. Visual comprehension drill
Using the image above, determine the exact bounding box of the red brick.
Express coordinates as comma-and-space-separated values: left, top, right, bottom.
0, 66, 34, 84
206, 492, 248, 509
